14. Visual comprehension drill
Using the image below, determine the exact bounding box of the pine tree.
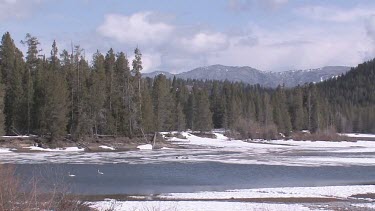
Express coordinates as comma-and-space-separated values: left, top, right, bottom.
21, 33, 40, 134
43, 41, 69, 140
193, 87, 212, 132
104, 48, 116, 134
70, 46, 91, 140
90, 50, 106, 135
290, 87, 304, 131
210, 81, 225, 128
307, 85, 320, 133
0, 81, 5, 135
114, 52, 131, 136
272, 86, 292, 135
153, 75, 173, 131
141, 79, 154, 133
0, 32, 25, 134
175, 102, 186, 131
131, 47, 143, 135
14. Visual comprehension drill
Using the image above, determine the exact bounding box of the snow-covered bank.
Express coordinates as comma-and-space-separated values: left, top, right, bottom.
91, 200, 310, 211
99, 145, 115, 150
1, 131, 375, 166
25, 146, 84, 152
0, 148, 12, 153
137, 144, 153, 150
161, 185, 375, 200
90, 185, 375, 211
341, 133, 375, 138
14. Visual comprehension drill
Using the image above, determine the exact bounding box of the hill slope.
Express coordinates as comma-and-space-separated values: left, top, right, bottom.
144, 65, 351, 87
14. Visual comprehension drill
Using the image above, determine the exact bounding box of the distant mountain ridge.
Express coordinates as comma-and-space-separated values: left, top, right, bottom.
143, 65, 351, 87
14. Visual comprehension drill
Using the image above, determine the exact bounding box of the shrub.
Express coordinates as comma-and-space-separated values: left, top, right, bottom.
228, 117, 279, 140
0, 164, 92, 211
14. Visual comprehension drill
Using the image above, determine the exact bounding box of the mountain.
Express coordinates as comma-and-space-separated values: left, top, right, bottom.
274, 66, 352, 87
142, 71, 174, 79
143, 65, 351, 87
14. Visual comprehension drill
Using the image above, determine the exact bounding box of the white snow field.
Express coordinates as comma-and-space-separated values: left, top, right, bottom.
99, 145, 116, 150
90, 185, 375, 211
137, 144, 153, 150
91, 200, 311, 211
25, 146, 84, 152
341, 133, 375, 138
0, 131, 375, 166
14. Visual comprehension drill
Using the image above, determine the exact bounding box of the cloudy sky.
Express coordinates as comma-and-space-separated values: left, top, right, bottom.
1, 0, 375, 73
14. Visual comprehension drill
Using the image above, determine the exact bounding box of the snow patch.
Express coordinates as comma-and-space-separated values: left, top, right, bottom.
25, 146, 84, 152
137, 144, 153, 150
341, 133, 375, 138
90, 200, 310, 211
0, 148, 12, 153
99, 145, 115, 150
161, 185, 375, 200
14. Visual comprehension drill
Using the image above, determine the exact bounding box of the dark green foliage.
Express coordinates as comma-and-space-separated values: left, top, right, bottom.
153, 75, 173, 131
0, 32, 25, 135
193, 87, 213, 132
0, 82, 5, 135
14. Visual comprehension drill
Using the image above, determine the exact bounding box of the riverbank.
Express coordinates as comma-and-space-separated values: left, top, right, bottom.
1, 131, 374, 153
89, 184, 375, 211
0, 134, 178, 153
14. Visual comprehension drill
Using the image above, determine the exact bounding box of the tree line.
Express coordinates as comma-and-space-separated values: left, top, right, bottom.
0, 32, 374, 141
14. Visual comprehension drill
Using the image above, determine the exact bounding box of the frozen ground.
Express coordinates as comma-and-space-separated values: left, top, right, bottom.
25, 146, 84, 152
90, 184, 375, 211
91, 200, 311, 211
160, 185, 375, 199
342, 133, 375, 138
0, 131, 375, 166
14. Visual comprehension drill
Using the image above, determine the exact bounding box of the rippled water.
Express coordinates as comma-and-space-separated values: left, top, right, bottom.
15, 163, 375, 195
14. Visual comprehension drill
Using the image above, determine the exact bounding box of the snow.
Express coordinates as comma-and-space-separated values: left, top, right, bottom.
90, 185, 375, 211
170, 132, 375, 150
99, 145, 115, 150
90, 200, 310, 211
352, 203, 375, 209
25, 146, 84, 152
137, 144, 153, 150
341, 133, 375, 138
0, 148, 12, 153
1, 135, 37, 138
161, 185, 375, 200
1, 131, 375, 166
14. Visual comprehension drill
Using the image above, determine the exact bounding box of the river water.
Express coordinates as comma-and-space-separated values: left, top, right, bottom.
15, 163, 375, 195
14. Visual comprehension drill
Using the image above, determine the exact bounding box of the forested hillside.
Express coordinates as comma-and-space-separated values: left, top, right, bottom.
0, 32, 374, 141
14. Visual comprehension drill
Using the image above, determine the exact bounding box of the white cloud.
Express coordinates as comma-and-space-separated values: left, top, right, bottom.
95, 8, 375, 73
208, 24, 370, 71
180, 32, 229, 53
296, 5, 375, 22
228, 0, 288, 11
97, 12, 174, 46
130, 52, 162, 73
0, 0, 42, 21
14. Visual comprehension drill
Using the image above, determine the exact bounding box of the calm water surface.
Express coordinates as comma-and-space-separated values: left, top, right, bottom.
15, 163, 375, 195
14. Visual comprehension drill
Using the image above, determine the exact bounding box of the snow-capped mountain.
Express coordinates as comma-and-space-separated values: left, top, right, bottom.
143, 65, 351, 87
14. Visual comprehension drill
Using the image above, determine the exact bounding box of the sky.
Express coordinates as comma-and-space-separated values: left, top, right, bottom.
1, 0, 375, 73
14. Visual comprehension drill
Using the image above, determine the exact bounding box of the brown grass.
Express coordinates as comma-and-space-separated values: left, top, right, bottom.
291, 127, 354, 141
0, 164, 92, 211
226, 118, 279, 140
